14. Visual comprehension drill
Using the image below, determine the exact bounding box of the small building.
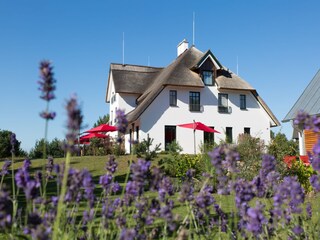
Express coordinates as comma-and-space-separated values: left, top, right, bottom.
106, 40, 280, 154
283, 69, 320, 155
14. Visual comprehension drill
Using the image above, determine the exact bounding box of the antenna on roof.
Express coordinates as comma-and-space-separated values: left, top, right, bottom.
192, 12, 195, 46
122, 32, 125, 65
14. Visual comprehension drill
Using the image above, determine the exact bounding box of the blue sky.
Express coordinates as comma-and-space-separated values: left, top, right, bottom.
1, 0, 320, 152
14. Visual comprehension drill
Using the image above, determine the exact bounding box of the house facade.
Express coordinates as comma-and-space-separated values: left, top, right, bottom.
283, 69, 320, 155
106, 40, 280, 154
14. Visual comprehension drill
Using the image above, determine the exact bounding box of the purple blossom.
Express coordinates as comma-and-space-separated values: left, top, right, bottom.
178, 182, 194, 202
105, 155, 118, 173
311, 140, 320, 171
24, 180, 39, 200
195, 185, 215, 209
0, 160, 11, 176
292, 225, 304, 236
120, 228, 136, 240
0, 189, 12, 229
310, 174, 320, 192
40, 111, 56, 120
306, 202, 312, 219
115, 109, 128, 143
293, 111, 313, 130
234, 179, 255, 210
15, 168, 30, 189
10, 133, 16, 155
63, 96, 83, 153
99, 174, 113, 192
158, 176, 174, 202
38, 60, 56, 101
246, 201, 267, 236
23, 158, 31, 171
208, 145, 239, 195
273, 176, 305, 222
125, 181, 139, 197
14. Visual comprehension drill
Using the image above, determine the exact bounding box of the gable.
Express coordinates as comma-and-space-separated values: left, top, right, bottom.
193, 50, 223, 70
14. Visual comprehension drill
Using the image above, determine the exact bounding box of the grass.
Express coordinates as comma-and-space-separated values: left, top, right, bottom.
1, 154, 320, 239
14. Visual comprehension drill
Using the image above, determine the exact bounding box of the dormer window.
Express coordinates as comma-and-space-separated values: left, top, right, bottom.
202, 71, 214, 86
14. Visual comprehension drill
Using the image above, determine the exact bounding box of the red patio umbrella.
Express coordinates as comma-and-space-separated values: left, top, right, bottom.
80, 132, 109, 140
85, 124, 117, 133
178, 121, 220, 154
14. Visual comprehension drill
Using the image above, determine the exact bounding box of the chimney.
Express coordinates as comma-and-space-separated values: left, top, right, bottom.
177, 39, 189, 56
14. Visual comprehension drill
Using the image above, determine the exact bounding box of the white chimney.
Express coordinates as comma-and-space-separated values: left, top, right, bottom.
177, 39, 189, 56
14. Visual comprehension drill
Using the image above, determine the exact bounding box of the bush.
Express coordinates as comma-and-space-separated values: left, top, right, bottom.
236, 134, 265, 180
288, 159, 315, 193
159, 153, 202, 180
135, 137, 161, 161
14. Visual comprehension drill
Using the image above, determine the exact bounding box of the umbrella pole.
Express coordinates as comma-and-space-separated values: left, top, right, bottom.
194, 129, 196, 154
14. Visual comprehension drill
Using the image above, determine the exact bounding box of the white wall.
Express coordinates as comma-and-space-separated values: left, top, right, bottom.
134, 85, 272, 154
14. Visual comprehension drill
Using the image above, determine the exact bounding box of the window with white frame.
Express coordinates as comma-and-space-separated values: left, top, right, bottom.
240, 94, 246, 110
169, 90, 177, 106
218, 93, 228, 113
202, 71, 214, 85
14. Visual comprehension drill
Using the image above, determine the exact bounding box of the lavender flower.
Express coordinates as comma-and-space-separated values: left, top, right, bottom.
0, 189, 12, 229
306, 202, 312, 219
310, 174, 320, 192
64, 96, 83, 153
38, 60, 56, 101
115, 109, 128, 143
38, 61, 56, 120
105, 155, 118, 174
208, 145, 240, 195
293, 111, 312, 130
39, 111, 56, 120
120, 228, 136, 240
99, 174, 113, 192
10, 133, 16, 155
0, 160, 11, 176
158, 176, 174, 202
15, 168, 30, 189
246, 201, 267, 236
273, 176, 305, 222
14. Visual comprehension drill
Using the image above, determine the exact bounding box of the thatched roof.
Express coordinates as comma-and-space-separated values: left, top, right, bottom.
106, 45, 280, 127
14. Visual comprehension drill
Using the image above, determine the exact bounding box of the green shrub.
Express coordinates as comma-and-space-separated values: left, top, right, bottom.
135, 137, 161, 161
267, 132, 299, 162
159, 154, 202, 180
288, 160, 315, 193
236, 134, 265, 180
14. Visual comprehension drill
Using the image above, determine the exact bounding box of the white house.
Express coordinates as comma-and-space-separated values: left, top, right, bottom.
106, 40, 280, 154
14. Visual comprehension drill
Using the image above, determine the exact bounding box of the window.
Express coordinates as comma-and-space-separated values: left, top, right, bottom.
204, 127, 215, 144
165, 126, 176, 151
244, 127, 250, 135
240, 94, 246, 110
169, 90, 177, 106
136, 126, 139, 141
189, 92, 200, 111
202, 71, 213, 85
218, 93, 228, 113
226, 127, 233, 143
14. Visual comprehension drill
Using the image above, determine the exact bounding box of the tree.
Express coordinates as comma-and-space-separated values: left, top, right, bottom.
0, 130, 22, 158
29, 139, 47, 159
48, 138, 65, 158
29, 138, 65, 158
93, 114, 110, 127
267, 131, 299, 161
